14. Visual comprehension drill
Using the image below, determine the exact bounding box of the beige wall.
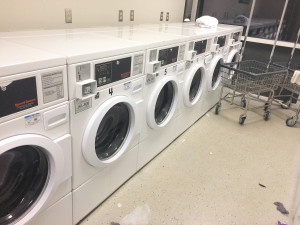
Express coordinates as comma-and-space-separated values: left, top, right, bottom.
0, 0, 186, 31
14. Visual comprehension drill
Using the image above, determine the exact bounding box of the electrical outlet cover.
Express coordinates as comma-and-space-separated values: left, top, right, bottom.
119, 10, 123, 22
166, 12, 169, 21
130, 10, 134, 21
160, 12, 164, 21
65, 8, 72, 23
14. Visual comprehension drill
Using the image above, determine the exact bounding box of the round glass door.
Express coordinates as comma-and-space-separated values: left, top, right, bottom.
155, 81, 174, 125
0, 146, 48, 225
95, 103, 130, 160
189, 68, 203, 102
232, 53, 238, 63
212, 59, 222, 88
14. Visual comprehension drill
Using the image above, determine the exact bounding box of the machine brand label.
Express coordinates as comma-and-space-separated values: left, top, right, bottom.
24, 113, 41, 127
41, 71, 64, 104
0, 76, 38, 118
75, 98, 92, 114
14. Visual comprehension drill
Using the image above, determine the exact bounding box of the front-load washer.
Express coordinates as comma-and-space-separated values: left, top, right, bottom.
69, 52, 145, 223
0, 40, 72, 225
175, 36, 216, 133
201, 30, 234, 113
226, 28, 243, 63
138, 42, 186, 169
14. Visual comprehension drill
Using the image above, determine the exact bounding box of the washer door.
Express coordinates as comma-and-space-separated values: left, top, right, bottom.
207, 55, 224, 92
147, 76, 179, 129
227, 49, 239, 63
183, 64, 206, 107
82, 96, 136, 167
0, 134, 64, 225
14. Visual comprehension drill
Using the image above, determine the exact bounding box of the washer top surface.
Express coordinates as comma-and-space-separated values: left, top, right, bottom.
217, 24, 244, 32
139, 26, 230, 41
0, 28, 101, 38
94, 29, 186, 48
2, 33, 145, 64
0, 25, 150, 38
0, 39, 65, 77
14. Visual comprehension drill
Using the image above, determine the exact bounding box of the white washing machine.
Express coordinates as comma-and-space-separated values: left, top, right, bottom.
175, 35, 216, 133
138, 42, 187, 169
69, 51, 145, 224
0, 40, 72, 225
199, 29, 235, 114
1, 33, 147, 224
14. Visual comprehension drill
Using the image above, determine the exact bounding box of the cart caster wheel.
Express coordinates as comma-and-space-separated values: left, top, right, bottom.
264, 111, 270, 121
215, 103, 221, 115
264, 103, 269, 112
286, 117, 297, 127
239, 114, 246, 125
241, 99, 246, 108
281, 101, 291, 109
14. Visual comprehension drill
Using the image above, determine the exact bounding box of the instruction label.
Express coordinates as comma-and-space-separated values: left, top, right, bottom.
178, 44, 186, 61
133, 54, 144, 76
42, 71, 64, 103
75, 98, 92, 114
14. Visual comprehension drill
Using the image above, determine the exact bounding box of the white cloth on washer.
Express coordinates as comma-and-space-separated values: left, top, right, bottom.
291, 70, 300, 85
196, 16, 218, 28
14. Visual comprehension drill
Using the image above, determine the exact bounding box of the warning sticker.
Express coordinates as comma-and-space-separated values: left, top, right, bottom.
42, 71, 64, 103
25, 113, 41, 127
75, 98, 92, 114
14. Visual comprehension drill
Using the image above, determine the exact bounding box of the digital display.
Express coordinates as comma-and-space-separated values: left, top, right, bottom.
194, 40, 207, 55
158, 46, 179, 67
217, 36, 226, 47
95, 57, 131, 87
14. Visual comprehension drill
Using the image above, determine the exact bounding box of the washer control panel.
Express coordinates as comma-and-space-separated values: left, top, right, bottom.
95, 57, 131, 87
194, 40, 207, 55
217, 35, 226, 48
158, 46, 179, 67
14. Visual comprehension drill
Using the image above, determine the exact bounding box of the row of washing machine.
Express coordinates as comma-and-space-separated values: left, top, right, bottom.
0, 23, 243, 225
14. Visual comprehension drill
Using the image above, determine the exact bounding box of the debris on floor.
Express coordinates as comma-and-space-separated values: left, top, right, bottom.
121, 204, 151, 225
277, 221, 287, 225
110, 222, 120, 225
274, 202, 289, 215
259, 183, 266, 188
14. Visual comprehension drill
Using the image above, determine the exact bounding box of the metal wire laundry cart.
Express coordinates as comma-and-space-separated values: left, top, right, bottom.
273, 61, 300, 126
215, 60, 287, 124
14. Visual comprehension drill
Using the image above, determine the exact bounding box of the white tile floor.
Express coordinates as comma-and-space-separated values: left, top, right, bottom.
80, 100, 300, 225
